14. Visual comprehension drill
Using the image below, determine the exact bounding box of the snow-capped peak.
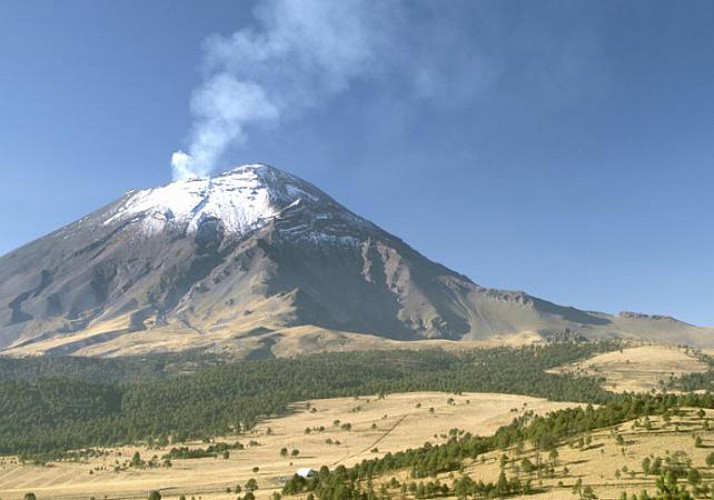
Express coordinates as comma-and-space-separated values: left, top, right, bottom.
104, 164, 322, 236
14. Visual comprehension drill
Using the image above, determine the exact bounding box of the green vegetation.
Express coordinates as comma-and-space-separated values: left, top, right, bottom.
0, 342, 619, 457
665, 347, 714, 395
621, 454, 711, 500
0, 349, 227, 384
162, 441, 244, 460
282, 393, 714, 499
674, 350, 714, 392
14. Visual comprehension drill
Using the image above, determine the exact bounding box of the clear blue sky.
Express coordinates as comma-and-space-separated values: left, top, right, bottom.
2, 1, 714, 325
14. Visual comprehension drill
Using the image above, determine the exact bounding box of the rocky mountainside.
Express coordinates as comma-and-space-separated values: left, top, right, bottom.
1, 164, 711, 357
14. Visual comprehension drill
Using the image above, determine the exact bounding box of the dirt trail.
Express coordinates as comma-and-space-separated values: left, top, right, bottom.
332, 414, 409, 466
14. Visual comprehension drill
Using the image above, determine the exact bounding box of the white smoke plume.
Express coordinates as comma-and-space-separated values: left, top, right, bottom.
171, 0, 398, 180
171, 2, 606, 180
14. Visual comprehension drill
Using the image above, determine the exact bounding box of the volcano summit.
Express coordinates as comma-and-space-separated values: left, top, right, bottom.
0, 164, 711, 356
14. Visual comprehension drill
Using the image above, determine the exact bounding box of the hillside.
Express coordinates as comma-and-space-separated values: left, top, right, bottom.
1, 164, 712, 357
1, 342, 713, 499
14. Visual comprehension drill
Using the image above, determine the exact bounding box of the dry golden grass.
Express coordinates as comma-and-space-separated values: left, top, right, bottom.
548, 344, 708, 393
405, 408, 714, 500
3, 323, 543, 358
2, 392, 713, 499
0, 392, 578, 500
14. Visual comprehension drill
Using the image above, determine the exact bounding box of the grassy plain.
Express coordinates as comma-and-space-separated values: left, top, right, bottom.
402, 407, 714, 500
2, 345, 712, 499
0, 392, 578, 500
547, 344, 708, 393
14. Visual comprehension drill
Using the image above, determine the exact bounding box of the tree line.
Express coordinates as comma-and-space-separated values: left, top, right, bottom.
0, 342, 620, 457
283, 392, 714, 499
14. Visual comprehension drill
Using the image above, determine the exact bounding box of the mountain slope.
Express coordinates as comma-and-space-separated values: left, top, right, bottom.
0, 164, 711, 356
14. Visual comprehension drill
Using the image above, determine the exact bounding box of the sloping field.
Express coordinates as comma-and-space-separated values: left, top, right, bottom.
0, 392, 581, 500
548, 344, 708, 393
406, 407, 714, 500
1, 323, 543, 358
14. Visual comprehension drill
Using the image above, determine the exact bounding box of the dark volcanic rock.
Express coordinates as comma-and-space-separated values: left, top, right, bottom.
0, 164, 711, 354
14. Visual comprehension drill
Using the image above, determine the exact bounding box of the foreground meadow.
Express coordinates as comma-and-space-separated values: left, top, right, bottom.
0, 392, 579, 500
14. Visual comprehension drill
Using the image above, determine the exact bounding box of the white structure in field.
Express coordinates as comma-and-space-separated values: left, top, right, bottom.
296, 468, 316, 478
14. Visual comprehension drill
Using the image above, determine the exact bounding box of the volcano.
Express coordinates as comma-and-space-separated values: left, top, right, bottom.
1, 164, 710, 356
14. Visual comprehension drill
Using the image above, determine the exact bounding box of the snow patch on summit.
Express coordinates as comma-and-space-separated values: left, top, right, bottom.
105, 164, 298, 236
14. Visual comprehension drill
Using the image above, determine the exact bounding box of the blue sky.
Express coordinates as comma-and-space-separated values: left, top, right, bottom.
2, 1, 714, 325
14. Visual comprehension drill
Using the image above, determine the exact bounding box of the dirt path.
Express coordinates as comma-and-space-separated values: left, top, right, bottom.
331, 414, 409, 466
0, 392, 582, 500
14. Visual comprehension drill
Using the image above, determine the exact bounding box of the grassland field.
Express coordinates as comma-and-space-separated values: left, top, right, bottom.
0, 344, 710, 500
